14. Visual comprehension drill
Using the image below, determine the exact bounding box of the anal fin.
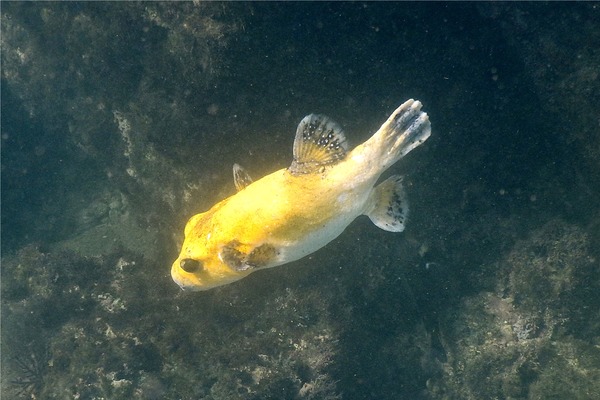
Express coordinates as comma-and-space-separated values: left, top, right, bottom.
366, 175, 409, 232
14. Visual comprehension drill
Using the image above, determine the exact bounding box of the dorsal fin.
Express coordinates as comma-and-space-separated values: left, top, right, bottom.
233, 163, 253, 191
289, 114, 348, 175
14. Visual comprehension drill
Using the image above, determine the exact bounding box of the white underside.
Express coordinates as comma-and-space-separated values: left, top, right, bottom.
271, 173, 377, 268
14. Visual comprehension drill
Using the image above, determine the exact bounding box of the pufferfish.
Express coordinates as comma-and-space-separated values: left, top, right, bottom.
172, 99, 431, 291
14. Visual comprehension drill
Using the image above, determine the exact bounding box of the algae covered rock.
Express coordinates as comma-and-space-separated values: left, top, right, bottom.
1, 243, 343, 399
429, 220, 600, 399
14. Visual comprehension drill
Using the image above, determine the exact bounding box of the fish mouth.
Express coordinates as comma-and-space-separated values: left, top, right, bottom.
171, 261, 201, 291
176, 283, 203, 292
171, 258, 248, 291
172, 275, 205, 291
170, 261, 224, 291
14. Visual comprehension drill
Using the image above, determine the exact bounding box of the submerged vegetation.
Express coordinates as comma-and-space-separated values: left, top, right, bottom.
10, 347, 47, 398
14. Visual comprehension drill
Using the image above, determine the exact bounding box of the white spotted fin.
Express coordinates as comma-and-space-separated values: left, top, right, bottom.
366, 175, 408, 232
289, 114, 349, 174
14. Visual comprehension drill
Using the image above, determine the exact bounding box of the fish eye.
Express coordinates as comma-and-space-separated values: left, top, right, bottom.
180, 258, 203, 273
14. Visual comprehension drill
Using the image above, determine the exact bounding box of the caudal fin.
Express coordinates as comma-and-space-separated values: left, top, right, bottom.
366, 175, 408, 232
370, 99, 431, 170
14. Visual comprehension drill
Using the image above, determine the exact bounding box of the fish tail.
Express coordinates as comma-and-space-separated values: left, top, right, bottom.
367, 99, 431, 170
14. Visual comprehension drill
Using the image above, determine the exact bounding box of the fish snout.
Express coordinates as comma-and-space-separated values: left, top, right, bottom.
171, 258, 202, 291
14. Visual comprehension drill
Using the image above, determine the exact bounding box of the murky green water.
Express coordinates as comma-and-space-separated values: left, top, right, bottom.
2, 3, 599, 399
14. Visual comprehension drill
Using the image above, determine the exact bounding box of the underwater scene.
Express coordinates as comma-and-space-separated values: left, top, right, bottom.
1, 2, 599, 399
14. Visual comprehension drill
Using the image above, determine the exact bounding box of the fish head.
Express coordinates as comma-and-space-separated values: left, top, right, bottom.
171, 255, 247, 291
171, 212, 251, 291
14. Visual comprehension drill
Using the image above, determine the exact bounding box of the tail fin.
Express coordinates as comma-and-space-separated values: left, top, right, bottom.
368, 99, 431, 170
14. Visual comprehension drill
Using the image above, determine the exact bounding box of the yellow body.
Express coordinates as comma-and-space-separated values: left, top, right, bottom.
172, 99, 431, 290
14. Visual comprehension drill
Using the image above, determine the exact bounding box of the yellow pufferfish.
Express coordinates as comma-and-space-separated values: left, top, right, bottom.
172, 99, 431, 291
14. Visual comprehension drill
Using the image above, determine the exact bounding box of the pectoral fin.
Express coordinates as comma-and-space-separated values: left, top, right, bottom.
220, 241, 278, 272
246, 244, 278, 268
220, 241, 247, 271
